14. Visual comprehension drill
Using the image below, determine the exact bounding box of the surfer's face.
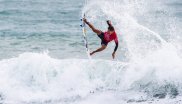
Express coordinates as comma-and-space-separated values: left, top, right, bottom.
108, 30, 114, 35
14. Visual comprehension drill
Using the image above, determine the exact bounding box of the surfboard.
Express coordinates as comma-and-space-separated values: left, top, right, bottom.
80, 14, 91, 58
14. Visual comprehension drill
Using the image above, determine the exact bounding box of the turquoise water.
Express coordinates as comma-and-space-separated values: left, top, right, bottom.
0, 0, 86, 59
0, 0, 182, 104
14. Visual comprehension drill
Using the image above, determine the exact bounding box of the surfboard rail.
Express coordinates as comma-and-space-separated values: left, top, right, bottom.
80, 14, 91, 59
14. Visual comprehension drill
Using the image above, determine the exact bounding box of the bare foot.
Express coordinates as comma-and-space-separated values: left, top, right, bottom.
90, 52, 94, 56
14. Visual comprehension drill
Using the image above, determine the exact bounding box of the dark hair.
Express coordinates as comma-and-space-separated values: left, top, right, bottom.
108, 26, 114, 31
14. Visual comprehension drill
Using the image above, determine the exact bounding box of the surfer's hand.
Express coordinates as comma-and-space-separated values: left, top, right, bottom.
107, 20, 112, 26
112, 52, 115, 59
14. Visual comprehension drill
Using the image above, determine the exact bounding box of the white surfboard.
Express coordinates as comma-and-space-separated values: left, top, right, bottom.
80, 14, 91, 59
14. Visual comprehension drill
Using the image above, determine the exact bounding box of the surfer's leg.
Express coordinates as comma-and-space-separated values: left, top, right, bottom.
86, 22, 102, 35
90, 44, 107, 55
92, 28, 102, 35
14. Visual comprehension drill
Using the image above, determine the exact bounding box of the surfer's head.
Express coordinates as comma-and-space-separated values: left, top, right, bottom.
108, 26, 114, 34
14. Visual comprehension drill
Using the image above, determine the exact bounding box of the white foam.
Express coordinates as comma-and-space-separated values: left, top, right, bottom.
0, 52, 182, 103
80, 0, 182, 103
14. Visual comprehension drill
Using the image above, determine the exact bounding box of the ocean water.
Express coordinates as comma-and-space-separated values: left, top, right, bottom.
0, 0, 182, 104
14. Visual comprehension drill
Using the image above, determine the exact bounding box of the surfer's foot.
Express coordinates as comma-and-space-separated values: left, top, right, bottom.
90, 52, 94, 56
83, 18, 87, 22
83, 18, 89, 24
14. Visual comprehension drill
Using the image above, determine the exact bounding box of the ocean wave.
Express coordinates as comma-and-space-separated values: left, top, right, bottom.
0, 52, 182, 103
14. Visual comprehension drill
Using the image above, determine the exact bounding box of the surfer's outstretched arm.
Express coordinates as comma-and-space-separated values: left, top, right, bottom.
84, 19, 102, 35
107, 20, 113, 27
90, 45, 106, 55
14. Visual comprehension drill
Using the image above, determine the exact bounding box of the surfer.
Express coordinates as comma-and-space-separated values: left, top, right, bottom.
83, 19, 119, 59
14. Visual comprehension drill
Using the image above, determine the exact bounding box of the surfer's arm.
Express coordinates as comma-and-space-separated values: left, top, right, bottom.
114, 42, 118, 53
112, 39, 118, 59
114, 34, 119, 52
90, 45, 106, 55
107, 20, 113, 27
84, 19, 102, 35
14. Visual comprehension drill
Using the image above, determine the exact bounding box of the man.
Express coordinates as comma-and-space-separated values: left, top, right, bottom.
83, 19, 119, 59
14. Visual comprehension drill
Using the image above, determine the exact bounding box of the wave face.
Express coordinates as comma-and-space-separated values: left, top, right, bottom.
81, 0, 182, 103
82, 0, 182, 61
0, 52, 182, 104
